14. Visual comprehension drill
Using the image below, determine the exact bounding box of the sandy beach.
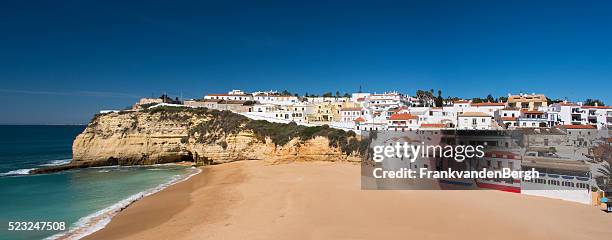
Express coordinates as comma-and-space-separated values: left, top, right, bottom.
85, 160, 612, 240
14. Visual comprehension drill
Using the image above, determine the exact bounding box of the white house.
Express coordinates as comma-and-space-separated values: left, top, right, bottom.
387, 113, 419, 131
558, 125, 598, 147
340, 107, 364, 122
518, 110, 548, 128
581, 106, 612, 131
253, 93, 299, 106
469, 102, 506, 116
457, 112, 494, 130
204, 90, 253, 101
422, 107, 456, 127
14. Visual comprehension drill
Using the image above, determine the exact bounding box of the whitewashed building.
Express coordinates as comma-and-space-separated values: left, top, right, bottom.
387, 113, 419, 131
457, 112, 494, 130
340, 107, 364, 122
204, 90, 253, 101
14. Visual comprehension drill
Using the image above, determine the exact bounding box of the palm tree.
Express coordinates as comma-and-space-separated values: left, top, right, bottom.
598, 164, 612, 185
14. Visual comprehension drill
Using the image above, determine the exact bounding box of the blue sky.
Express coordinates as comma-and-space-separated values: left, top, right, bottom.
1, 0, 610, 124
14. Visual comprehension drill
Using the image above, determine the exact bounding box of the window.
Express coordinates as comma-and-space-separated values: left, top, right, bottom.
576, 183, 589, 189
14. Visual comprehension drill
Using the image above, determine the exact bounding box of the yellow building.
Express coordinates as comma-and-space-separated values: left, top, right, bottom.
307, 101, 359, 122
507, 93, 547, 110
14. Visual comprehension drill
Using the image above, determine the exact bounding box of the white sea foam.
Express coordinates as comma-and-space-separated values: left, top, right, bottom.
46, 167, 201, 240
147, 168, 165, 171
40, 159, 72, 167
0, 168, 35, 176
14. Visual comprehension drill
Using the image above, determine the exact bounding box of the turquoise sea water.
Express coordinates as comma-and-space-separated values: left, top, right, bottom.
0, 126, 197, 240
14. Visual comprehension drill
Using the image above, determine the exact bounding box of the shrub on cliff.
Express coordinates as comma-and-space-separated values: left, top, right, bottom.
246, 121, 364, 155
144, 106, 364, 156
189, 110, 249, 143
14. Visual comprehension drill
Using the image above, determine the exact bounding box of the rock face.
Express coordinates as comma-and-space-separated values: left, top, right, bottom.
68, 108, 360, 168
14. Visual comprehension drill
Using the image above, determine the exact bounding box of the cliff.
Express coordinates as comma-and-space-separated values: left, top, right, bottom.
34, 107, 362, 173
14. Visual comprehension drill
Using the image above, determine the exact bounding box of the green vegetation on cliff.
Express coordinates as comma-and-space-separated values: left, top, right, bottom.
137, 106, 364, 156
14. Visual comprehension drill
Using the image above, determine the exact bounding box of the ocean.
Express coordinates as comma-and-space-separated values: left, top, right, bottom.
0, 125, 198, 240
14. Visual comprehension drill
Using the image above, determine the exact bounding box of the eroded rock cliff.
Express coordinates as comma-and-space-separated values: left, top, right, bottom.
36, 107, 362, 173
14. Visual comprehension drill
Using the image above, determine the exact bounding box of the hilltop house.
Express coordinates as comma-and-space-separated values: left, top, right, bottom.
216, 100, 255, 112
387, 113, 419, 131
340, 107, 364, 122
518, 110, 548, 128
457, 112, 494, 130
507, 93, 548, 111
558, 125, 598, 147
204, 90, 253, 101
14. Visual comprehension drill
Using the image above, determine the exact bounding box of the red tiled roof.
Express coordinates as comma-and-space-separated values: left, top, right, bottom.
354, 117, 366, 123
459, 112, 491, 117
522, 110, 544, 114
389, 113, 418, 120
356, 97, 365, 101
560, 125, 596, 129
501, 117, 518, 121
485, 151, 520, 159
454, 100, 470, 104
582, 106, 612, 109
207, 93, 249, 96
420, 123, 445, 128
341, 107, 362, 111
559, 103, 579, 106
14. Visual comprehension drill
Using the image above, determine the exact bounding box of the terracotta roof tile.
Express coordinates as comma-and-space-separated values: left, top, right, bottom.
389, 113, 418, 120
560, 125, 596, 129
420, 123, 446, 128
459, 112, 491, 117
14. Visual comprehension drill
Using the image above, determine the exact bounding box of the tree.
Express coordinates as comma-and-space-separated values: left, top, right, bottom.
305, 92, 309, 97
335, 91, 340, 97
598, 164, 612, 186
486, 94, 495, 103
281, 90, 292, 96
343, 93, 351, 98
322, 92, 333, 97
546, 97, 564, 105
472, 97, 484, 103
499, 96, 508, 102
435, 89, 444, 107
584, 98, 605, 106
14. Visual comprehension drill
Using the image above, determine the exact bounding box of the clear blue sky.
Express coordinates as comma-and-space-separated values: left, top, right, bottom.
1, 0, 610, 124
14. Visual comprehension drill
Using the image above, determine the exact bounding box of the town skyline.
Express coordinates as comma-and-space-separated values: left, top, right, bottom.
0, 86, 609, 125
2, 1, 611, 124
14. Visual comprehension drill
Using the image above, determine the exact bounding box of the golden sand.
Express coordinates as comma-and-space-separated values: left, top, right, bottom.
85, 161, 612, 240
